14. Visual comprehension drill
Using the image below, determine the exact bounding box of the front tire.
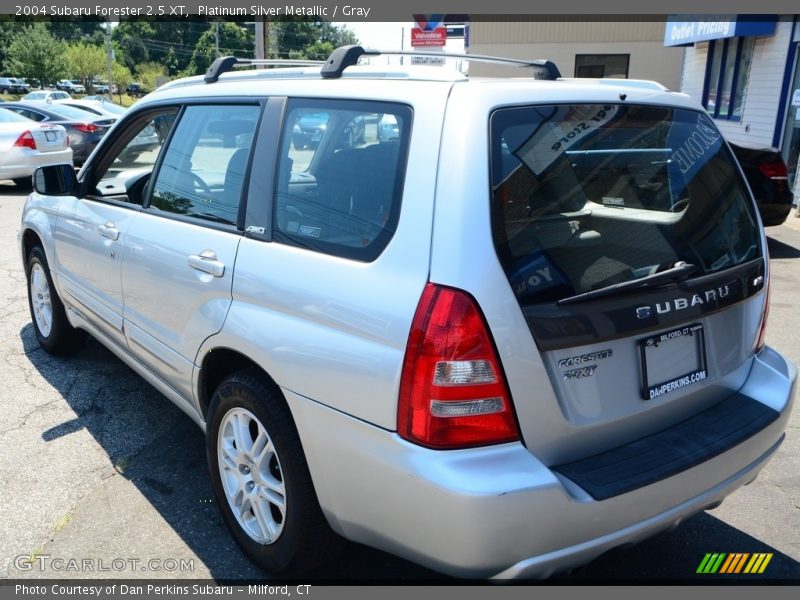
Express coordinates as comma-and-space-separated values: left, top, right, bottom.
26, 246, 86, 355
206, 370, 341, 575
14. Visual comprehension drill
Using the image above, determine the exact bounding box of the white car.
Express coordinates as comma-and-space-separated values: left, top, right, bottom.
0, 107, 71, 187
22, 90, 71, 102
56, 80, 86, 94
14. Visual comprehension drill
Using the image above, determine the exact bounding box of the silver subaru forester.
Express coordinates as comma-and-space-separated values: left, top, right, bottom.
19, 46, 796, 579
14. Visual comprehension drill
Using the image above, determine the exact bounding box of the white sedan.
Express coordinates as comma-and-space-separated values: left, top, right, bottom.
0, 108, 72, 187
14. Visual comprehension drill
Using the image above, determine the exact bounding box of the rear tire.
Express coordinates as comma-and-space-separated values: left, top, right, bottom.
13, 177, 32, 189
206, 369, 342, 575
26, 246, 86, 355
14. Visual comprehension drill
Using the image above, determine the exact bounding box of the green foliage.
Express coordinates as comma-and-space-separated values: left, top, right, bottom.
187, 22, 254, 75
136, 62, 168, 92
271, 20, 358, 59
112, 21, 155, 74
64, 43, 107, 91
0, 17, 359, 84
113, 18, 212, 77
47, 18, 105, 46
111, 62, 133, 103
0, 20, 25, 73
7, 23, 67, 87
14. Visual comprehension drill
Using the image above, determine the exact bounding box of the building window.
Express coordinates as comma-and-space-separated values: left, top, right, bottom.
703, 37, 754, 120
574, 54, 630, 79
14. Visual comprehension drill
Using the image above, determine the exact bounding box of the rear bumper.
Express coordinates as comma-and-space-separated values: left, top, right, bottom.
759, 202, 793, 226
0, 148, 73, 180
286, 346, 796, 579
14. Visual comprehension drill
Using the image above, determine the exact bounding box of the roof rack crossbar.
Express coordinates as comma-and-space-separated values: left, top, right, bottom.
205, 56, 325, 83
321, 46, 561, 80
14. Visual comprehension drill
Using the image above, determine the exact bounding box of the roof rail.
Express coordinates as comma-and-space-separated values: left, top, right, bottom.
204, 57, 324, 83
205, 46, 561, 83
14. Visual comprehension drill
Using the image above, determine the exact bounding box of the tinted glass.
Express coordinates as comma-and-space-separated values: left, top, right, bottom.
490, 104, 761, 305
150, 104, 260, 225
274, 100, 412, 262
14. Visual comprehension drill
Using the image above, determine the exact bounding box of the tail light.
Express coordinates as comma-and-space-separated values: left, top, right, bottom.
13, 131, 37, 150
398, 283, 520, 449
759, 160, 789, 193
758, 161, 788, 180
73, 123, 98, 133
755, 278, 770, 354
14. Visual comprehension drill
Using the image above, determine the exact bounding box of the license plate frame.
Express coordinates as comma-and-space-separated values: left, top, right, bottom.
640, 323, 707, 400
44, 130, 56, 142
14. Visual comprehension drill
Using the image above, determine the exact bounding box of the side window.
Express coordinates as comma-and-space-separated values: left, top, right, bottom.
274, 100, 412, 262
23, 109, 45, 121
94, 109, 178, 205
149, 104, 260, 226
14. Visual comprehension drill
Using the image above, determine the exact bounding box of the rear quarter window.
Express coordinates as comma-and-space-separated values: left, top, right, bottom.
273, 99, 412, 262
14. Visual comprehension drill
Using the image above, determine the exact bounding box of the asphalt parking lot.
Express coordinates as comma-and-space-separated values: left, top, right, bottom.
0, 182, 798, 583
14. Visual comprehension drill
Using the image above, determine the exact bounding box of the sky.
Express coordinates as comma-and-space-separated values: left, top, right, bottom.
340, 22, 413, 50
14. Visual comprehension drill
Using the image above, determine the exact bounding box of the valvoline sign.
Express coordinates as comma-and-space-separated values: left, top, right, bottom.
411, 27, 447, 47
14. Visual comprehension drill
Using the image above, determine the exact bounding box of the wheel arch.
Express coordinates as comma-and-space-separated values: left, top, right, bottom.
197, 347, 282, 421
20, 199, 58, 275
22, 228, 45, 270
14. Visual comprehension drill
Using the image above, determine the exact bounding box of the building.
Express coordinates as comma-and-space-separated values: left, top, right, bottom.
667, 15, 800, 193
467, 20, 685, 91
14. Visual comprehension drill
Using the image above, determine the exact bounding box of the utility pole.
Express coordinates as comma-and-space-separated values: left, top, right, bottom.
105, 19, 113, 100
255, 17, 269, 63
215, 21, 220, 58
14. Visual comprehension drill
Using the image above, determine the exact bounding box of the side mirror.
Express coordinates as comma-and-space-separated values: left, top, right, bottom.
33, 164, 77, 196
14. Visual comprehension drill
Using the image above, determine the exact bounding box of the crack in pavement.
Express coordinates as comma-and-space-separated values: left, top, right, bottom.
762, 474, 800, 511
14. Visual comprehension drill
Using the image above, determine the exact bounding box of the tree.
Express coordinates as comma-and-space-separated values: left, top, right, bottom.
64, 43, 106, 92
111, 62, 132, 103
113, 18, 210, 77
187, 22, 254, 75
136, 62, 169, 92
0, 20, 25, 73
47, 18, 105, 46
7, 24, 67, 87
112, 21, 155, 73
271, 20, 358, 59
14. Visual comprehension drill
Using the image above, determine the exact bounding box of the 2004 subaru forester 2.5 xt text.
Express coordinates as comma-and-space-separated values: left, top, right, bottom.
18, 46, 797, 579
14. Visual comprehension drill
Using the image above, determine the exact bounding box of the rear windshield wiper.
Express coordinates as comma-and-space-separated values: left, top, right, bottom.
557, 261, 698, 306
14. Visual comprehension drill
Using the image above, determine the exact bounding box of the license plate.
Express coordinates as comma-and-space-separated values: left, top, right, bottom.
640, 324, 707, 400
45, 131, 56, 142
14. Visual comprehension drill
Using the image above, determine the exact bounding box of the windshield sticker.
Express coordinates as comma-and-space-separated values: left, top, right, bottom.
513, 105, 619, 176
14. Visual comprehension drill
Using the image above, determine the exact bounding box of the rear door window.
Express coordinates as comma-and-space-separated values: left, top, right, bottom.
490, 104, 761, 305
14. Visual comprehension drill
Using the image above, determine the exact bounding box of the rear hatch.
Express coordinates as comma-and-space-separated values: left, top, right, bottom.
490, 103, 770, 473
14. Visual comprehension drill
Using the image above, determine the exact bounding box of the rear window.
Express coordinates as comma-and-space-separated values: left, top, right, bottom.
490, 104, 761, 305
0, 107, 29, 123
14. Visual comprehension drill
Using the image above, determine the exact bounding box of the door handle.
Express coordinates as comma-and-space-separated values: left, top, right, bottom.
97, 221, 119, 240
188, 249, 225, 277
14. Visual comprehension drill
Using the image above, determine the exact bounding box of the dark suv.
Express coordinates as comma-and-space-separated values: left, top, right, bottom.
730, 143, 794, 226
126, 83, 148, 97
